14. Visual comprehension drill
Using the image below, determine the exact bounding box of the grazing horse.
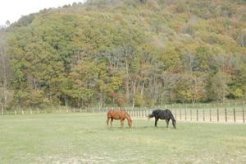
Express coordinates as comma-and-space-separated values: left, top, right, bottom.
106, 109, 132, 128
148, 109, 176, 128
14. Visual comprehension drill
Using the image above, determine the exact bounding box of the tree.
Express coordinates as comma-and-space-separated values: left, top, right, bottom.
206, 71, 228, 102
4, 0, 246, 108
0, 28, 10, 114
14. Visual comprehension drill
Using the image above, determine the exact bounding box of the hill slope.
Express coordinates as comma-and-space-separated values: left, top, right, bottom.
5, 0, 246, 108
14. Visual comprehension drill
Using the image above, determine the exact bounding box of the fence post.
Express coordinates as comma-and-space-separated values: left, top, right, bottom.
209, 109, 212, 122
185, 107, 187, 121
225, 108, 227, 122
190, 109, 192, 121
203, 109, 205, 121
217, 108, 219, 122
233, 108, 236, 123
179, 108, 181, 121
1, 105, 3, 115
196, 109, 198, 121
243, 108, 245, 123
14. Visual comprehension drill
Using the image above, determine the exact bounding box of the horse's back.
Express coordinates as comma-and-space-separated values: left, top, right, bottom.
152, 109, 162, 116
107, 109, 127, 120
152, 109, 174, 119
150, 108, 176, 128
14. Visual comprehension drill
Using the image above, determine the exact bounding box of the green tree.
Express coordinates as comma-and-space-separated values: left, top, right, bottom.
206, 71, 228, 102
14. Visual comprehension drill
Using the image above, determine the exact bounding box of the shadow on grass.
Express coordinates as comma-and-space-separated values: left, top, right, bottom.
105, 126, 177, 130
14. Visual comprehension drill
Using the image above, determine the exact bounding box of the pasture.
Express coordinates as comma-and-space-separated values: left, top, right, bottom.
1, 113, 246, 163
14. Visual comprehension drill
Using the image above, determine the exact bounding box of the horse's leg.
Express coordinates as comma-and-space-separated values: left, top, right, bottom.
110, 118, 113, 127
155, 118, 159, 127
166, 119, 170, 128
120, 119, 124, 128
106, 117, 110, 126
127, 119, 132, 128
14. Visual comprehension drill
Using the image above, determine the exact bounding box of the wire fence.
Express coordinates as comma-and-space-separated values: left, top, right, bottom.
1, 102, 245, 123
124, 108, 245, 123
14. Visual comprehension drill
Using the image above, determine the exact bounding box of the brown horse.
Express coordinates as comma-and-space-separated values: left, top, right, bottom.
106, 109, 132, 128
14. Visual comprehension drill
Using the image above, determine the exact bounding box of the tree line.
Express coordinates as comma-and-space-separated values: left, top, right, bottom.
0, 0, 245, 110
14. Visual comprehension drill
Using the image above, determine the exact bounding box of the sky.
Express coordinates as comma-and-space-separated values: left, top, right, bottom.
0, 0, 86, 26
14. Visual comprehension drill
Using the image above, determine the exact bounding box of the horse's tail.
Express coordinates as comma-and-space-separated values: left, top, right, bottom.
106, 109, 113, 125
169, 112, 176, 129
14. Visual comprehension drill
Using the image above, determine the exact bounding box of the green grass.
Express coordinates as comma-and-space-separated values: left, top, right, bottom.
1, 113, 246, 163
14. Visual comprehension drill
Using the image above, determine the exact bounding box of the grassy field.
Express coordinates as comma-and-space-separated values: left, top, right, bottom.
0, 113, 246, 164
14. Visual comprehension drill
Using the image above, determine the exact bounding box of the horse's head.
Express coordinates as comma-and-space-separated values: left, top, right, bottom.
127, 119, 132, 128
148, 113, 154, 119
124, 112, 132, 128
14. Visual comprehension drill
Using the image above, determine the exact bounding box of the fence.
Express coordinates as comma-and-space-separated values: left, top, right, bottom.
126, 107, 245, 123
1, 105, 245, 123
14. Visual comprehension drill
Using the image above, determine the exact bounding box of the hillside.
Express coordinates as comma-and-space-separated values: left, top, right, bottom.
3, 0, 246, 108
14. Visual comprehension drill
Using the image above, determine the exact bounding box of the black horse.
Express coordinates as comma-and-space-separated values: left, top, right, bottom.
148, 109, 176, 128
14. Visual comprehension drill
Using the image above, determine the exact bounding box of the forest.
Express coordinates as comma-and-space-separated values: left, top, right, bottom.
0, 0, 245, 110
